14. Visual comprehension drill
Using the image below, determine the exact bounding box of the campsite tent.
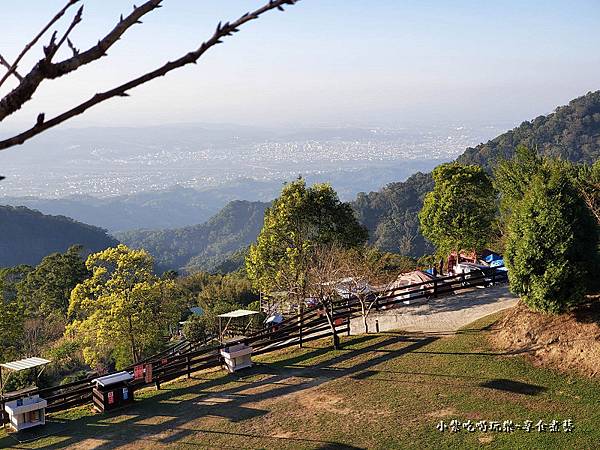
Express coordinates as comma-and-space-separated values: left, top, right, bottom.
387, 270, 438, 304
389, 270, 436, 290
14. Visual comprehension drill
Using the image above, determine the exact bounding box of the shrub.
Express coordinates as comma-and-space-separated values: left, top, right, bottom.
505, 162, 598, 313
183, 315, 209, 343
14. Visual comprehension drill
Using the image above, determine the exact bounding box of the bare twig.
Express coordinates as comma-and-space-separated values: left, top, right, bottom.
66, 38, 79, 57
0, 54, 23, 82
45, 6, 85, 63
0, 0, 80, 89
0, 0, 300, 150
0, 0, 164, 122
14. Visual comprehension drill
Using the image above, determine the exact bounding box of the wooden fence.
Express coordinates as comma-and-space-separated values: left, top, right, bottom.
0, 267, 507, 422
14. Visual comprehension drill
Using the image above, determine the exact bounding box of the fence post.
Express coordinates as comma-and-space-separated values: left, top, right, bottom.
331, 301, 340, 350
187, 356, 191, 379
347, 300, 351, 336
299, 305, 303, 348
433, 279, 438, 298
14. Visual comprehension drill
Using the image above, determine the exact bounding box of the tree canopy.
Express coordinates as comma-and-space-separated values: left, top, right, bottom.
0, 265, 31, 362
419, 163, 497, 256
18, 245, 89, 319
246, 178, 368, 298
459, 91, 600, 169
66, 244, 183, 370
501, 158, 599, 313
354, 91, 600, 259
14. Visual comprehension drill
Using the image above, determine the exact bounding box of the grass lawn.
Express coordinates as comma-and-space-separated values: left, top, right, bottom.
1, 311, 598, 449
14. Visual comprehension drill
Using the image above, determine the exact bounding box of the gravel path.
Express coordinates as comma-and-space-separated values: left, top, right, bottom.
349, 284, 518, 335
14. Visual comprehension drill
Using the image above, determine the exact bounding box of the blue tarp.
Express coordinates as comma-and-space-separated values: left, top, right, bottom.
484, 253, 503, 263
265, 314, 284, 325
490, 259, 505, 268
189, 306, 204, 316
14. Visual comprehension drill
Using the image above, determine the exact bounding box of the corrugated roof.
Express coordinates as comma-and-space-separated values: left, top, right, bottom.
218, 309, 259, 318
0, 357, 51, 372
93, 371, 133, 387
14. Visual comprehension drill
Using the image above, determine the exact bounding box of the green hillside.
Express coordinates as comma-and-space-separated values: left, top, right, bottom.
118, 91, 600, 267
0, 205, 118, 267
354, 90, 600, 256
117, 200, 269, 272
459, 91, 600, 168
353, 172, 434, 256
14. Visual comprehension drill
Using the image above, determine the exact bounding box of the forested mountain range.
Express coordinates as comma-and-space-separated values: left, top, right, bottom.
1, 181, 279, 233
352, 172, 434, 256
119, 91, 600, 270
4, 91, 598, 271
354, 90, 600, 256
0, 206, 118, 267
1, 160, 436, 233
117, 200, 269, 272
458, 91, 600, 168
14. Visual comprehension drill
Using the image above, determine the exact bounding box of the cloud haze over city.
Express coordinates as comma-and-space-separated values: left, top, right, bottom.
2, 0, 600, 131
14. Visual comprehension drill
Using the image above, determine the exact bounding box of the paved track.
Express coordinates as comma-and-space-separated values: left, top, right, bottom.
350, 284, 518, 335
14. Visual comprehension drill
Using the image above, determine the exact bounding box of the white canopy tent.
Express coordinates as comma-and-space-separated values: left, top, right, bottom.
0, 357, 51, 395
217, 309, 260, 342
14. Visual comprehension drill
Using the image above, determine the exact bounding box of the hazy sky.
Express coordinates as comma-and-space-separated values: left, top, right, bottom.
2, 0, 599, 131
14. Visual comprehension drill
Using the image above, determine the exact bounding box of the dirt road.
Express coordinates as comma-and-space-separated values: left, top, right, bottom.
350, 284, 518, 334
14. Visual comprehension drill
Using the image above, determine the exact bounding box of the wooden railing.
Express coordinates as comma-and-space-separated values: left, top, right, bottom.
0, 267, 507, 422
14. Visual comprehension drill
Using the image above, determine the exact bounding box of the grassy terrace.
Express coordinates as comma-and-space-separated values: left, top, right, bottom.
1, 312, 599, 449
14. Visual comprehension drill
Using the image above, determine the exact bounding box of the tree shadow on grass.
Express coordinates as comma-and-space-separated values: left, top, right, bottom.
263, 333, 381, 369
0, 333, 434, 450
350, 370, 549, 395
479, 378, 547, 396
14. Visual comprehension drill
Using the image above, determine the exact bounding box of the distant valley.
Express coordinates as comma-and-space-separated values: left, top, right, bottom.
0, 123, 498, 231
121, 92, 600, 272
0, 161, 434, 232
3, 91, 597, 272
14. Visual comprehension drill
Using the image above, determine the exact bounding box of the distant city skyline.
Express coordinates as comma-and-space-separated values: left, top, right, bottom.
1, 0, 599, 132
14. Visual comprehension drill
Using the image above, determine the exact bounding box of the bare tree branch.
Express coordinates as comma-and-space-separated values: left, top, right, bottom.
0, 0, 300, 151
0, 0, 81, 89
0, 0, 164, 122
45, 5, 85, 63
0, 54, 23, 82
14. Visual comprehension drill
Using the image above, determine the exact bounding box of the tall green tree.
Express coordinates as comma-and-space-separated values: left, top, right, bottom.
0, 248, 90, 360
493, 146, 542, 221
246, 178, 367, 299
418, 163, 497, 256
66, 244, 183, 370
18, 246, 89, 319
503, 160, 598, 313
0, 265, 31, 361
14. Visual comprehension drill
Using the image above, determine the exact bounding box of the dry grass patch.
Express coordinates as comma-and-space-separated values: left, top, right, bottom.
491, 301, 600, 377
